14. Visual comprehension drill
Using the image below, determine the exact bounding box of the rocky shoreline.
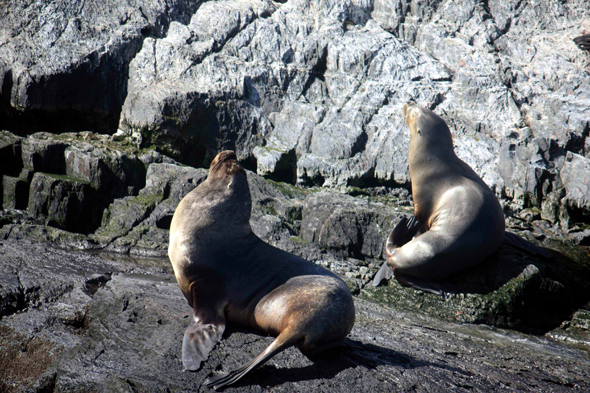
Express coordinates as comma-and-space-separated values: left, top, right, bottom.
1, 0, 590, 391
1, 131, 589, 391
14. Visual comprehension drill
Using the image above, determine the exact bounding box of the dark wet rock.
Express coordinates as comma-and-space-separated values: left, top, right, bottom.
21, 133, 68, 174
0, 131, 23, 178
1, 240, 589, 392
1, 174, 29, 210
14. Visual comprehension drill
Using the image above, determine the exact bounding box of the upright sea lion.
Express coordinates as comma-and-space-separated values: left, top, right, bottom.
373, 103, 506, 289
168, 151, 355, 390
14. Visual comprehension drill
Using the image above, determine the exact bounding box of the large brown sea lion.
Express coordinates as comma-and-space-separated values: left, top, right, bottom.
373, 103, 506, 290
168, 151, 355, 390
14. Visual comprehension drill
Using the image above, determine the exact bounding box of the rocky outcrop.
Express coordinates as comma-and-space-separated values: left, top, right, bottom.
0, 131, 165, 234
1, 0, 590, 390
3, 0, 588, 224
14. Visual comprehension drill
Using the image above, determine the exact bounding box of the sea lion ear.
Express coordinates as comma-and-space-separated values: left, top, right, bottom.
182, 317, 226, 371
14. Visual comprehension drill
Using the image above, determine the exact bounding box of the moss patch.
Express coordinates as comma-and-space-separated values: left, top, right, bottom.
0, 325, 61, 389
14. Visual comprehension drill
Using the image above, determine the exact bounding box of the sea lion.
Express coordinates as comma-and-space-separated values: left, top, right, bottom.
373, 103, 506, 289
168, 150, 355, 390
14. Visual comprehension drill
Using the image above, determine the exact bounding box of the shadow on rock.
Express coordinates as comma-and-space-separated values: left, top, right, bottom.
216, 329, 467, 390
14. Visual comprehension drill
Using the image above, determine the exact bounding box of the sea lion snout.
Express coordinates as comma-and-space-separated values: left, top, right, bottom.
402, 102, 414, 121
402, 102, 421, 130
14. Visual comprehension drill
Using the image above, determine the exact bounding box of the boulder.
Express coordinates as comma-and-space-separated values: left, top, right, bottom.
0, 0, 202, 134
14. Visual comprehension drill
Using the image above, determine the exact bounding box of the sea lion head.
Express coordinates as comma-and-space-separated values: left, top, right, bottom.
202, 150, 252, 228
402, 102, 454, 157
208, 150, 246, 180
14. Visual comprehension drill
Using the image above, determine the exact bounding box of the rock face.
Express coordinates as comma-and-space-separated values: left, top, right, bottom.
0, 0, 201, 134
2, 0, 589, 226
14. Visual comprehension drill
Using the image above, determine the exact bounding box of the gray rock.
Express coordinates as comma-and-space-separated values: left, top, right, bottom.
300, 192, 402, 260
560, 152, 590, 224
27, 172, 99, 234
0, 0, 202, 134
21, 133, 68, 174
92, 163, 208, 254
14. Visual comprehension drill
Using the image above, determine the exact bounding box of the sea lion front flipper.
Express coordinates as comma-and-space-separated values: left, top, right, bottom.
503, 231, 551, 258
182, 315, 226, 371
204, 330, 297, 390
374, 216, 423, 287
385, 216, 423, 256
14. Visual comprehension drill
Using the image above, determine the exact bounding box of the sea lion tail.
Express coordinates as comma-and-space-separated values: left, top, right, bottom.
203, 331, 297, 390
182, 316, 225, 371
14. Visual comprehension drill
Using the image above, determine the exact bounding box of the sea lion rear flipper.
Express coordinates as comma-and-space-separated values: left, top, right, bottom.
182, 315, 226, 371
372, 262, 394, 287
386, 216, 423, 256
503, 231, 551, 258
204, 331, 296, 390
